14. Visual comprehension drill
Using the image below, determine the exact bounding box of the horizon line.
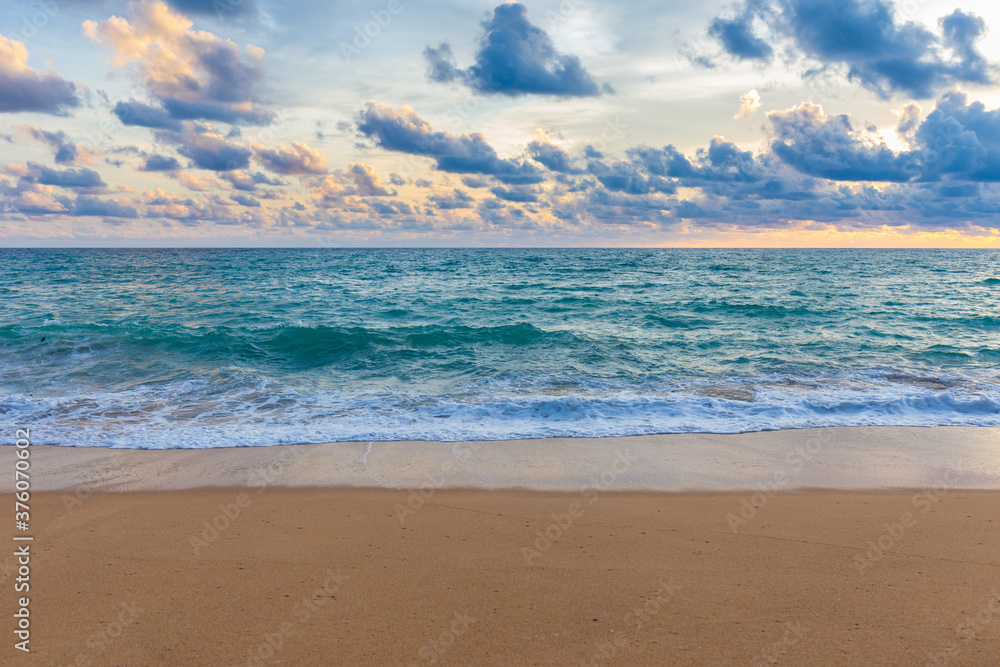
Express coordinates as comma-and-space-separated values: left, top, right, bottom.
1, 246, 997, 251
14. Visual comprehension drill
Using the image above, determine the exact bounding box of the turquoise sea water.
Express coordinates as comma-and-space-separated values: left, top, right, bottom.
1, 248, 998, 448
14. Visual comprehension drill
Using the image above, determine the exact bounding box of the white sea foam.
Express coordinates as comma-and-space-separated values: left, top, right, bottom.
244, 320, 308, 331
6, 375, 1000, 449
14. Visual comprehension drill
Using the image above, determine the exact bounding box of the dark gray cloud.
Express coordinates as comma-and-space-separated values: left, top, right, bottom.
708, 0, 997, 98
708, 1, 773, 62
27, 163, 107, 189
424, 2, 603, 97
142, 154, 181, 172
71, 196, 138, 218
113, 88, 271, 131
767, 103, 916, 182
586, 160, 676, 195
19, 125, 80, 164
357, 102, 544, 184
764, 93, 1000, 184
366, 199, 414, 216
231, 193, 261, 207
429, 189, 475, 209
908, 91, 1000, 181
0, 37, 80, 114
165, 0, 258, 19
156, 123, 252, 171
490, 185, 539, 203
114, 100, 184, 131
161, 97, 273, 126
461, 176, 490, 188
218, 170, 284, 191
527, 134, 579, 173
626, 138, 764, 186
253, 171, 285, 186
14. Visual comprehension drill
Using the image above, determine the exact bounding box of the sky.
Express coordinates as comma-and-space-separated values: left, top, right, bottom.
2, 0, 1000, 247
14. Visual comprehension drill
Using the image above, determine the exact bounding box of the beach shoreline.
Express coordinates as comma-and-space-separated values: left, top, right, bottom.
6, 425, 999, 493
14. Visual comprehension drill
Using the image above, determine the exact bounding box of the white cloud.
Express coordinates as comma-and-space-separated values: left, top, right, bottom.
734, 89, 762, 120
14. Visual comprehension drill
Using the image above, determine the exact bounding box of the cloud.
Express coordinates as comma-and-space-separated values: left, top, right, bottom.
140, 188, 215, 222
253, 141, 328, 175
113, 100, 184, 130
0, 36, 79, 114
625, 137, 764, 186
0, 174, 67, 214
0, 170, 137, 219
908, 91, 1000, 181
357, 102, 544, 184
767, 103, 915, 181
429, 188, 475, 209
25, 162, 107, 190
336, 163, 394, 197
365, 199, 414, 216
208, 170, 283, 195
142, 154, 181, 171
85, 1, 272, 127
156, 122, 252, 171
302, 163, 395, 206
587, 159, 676, 195
734, 90, 763, 120
490, 185, 539, 203
71, 196, 138, 219
461, 176, 489, 188
170, 171, 224, 191
424, 2, 603, 97
93, 92, 1000, 234
764, 93, 1000, 184
708, 0, 997, 98
231, 192, 260, 207
220, 169, 259, 190
527, 130, 579, 173
545, 94, 1000, 230
709, 6, 773, 61
164, 0, 258, 19
303, 174, 346, 208
15, 124, 95, 165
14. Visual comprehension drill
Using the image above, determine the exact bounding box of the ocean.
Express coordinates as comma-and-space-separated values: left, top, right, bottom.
1, 248, 998, 448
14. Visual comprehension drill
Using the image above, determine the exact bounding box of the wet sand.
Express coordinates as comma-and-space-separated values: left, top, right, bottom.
8, 426, 1000, 493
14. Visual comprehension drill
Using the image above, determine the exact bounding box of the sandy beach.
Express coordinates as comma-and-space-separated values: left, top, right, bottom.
5, 488, 999, 665
2, 427, 999, 665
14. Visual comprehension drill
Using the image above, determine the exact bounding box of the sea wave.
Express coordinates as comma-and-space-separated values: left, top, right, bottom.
4, 248, 1000, 448
5, 370, 999, 448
